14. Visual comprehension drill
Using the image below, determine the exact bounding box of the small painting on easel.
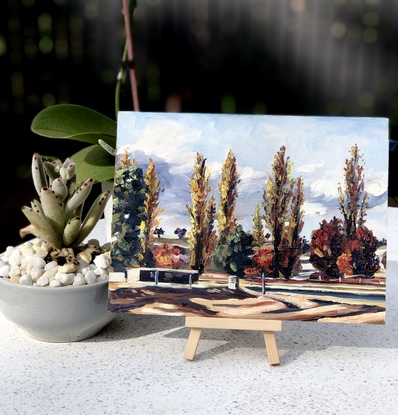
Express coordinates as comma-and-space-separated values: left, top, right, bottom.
108, 112, 388, 324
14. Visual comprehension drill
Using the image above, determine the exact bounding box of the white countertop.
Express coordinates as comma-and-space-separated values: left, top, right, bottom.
1, 209, 398, 415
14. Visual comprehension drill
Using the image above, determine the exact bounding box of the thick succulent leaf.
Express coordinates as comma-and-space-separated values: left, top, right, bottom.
72, 145, 115, 184
51, 178, 68, 201
40, 188, 64, 237
72, 191, 110, 247
30, 104, 117, 147
66, 204, 84, 224
63, 217, 82, 247
19, 224, 39, 240
65, 178, 93, 215
20, 206, 63, 249
43, 160, 61, 182
30, 199, 45, 217
60, 158, 76, 181
31, 153, 48, 195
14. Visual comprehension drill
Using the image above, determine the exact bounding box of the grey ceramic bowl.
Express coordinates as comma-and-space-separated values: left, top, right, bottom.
0, 277, 115, 342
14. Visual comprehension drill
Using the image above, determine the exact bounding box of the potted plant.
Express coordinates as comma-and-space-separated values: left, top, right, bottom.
0, 153, 114, 342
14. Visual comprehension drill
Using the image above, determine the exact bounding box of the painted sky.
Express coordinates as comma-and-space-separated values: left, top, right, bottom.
116, 112, 389, 241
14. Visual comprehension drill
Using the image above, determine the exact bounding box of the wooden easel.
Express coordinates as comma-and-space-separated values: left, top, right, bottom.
184, 317, 282, 365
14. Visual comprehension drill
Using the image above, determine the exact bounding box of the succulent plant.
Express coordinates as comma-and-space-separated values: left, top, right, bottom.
19, 153, 110, 252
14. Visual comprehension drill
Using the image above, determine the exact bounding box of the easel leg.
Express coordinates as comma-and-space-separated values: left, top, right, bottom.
184, 327, 202, 360
184, 317, 282, 365
263, 330, 280, 365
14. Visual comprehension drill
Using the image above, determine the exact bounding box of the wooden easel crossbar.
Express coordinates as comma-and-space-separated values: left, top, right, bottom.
184, 317, 282, 365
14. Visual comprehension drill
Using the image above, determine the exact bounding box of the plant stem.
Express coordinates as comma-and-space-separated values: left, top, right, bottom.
122, 0, 140, 112
115, 44, 128, 116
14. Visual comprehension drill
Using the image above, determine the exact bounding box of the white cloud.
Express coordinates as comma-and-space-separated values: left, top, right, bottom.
297, 160, 325, 173
303, 201, 328, 216
310, 179, 340, 199
365, 179, 388, 197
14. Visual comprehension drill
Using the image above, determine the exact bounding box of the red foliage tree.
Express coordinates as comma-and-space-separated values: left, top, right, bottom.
310, 217, 345, 278
310, 145, 381, 279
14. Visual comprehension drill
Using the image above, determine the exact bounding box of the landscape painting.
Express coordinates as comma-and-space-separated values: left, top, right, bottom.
108, 112, 388, 324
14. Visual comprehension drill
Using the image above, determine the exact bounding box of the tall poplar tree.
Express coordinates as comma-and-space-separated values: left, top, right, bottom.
338, 144, 368, 238
217, 149, 240, 245
186, 153, 217, 273
262, 146, 305, 279
252, 204, 266, 248
141, 158, 164, 265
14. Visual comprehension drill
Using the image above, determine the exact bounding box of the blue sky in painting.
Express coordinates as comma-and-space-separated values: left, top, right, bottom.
116, 112, 389, 241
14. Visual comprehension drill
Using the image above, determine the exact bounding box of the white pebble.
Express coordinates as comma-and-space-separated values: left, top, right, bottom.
84, 270, 98, 284
9, 265, 21, 278
27, 256, 46, 268
55, 272, 75, 286
94, 254, 110, 269
3, 246, 17, 258
49, 279, 62, 287
19, 274, 33, 285
30, 266, 44, 280
0, 264, 10, 278
20, 244, 34, 257
73, 274, 86, 286
35, 248, 49, 258
36, 275, 50, 286
25, 263, 33, 276
8, 250, 22, 266
94, 267, 109, 276
20, 256, 29, 269
44, 261, 58, 271
78, 265, 91, 275
42, 267, 58, 280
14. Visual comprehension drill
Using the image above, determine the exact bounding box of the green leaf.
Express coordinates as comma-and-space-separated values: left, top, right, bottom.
20, 206, 63, 249
31, 104, 117, 147
73, 191, 110, 246
40, 187, 64, 236
72, 145, 115, 184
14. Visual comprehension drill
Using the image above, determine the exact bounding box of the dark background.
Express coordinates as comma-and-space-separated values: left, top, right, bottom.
1, 0, 398, 253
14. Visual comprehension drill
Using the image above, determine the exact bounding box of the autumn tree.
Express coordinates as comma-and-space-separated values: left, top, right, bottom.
310, 217, 345, 278
280, 176, 305, 276
186, 153, 217, 274
310, 145, 380, 278
338, 144, 368, 238
337, 226, 380, 276
140, 158, 164, 265
217, 149, 240, 245
262, 146, 305, 279
337, 145, 379, 276
252, 204, 267, 248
